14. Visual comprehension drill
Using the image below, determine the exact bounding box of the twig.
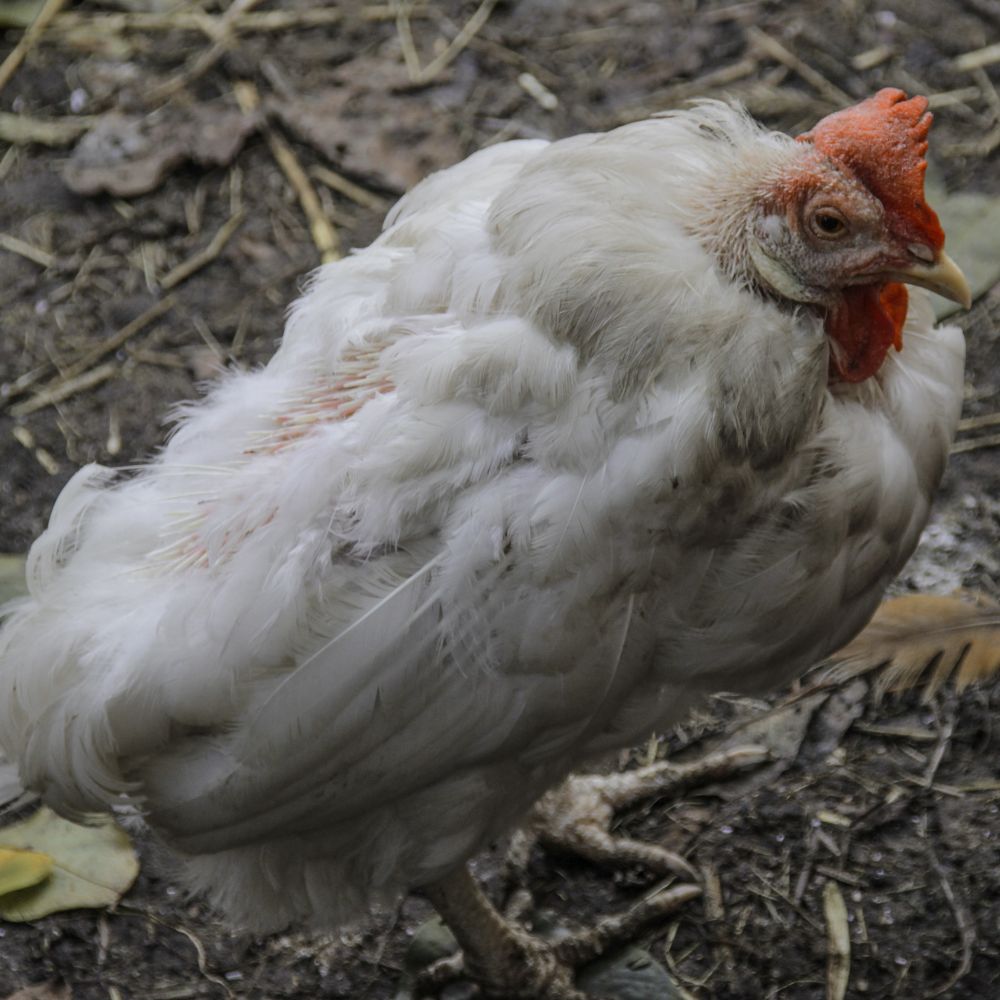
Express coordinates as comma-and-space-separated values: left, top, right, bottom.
952, 433, 1000, 454
234, 81, 340, 263
0, 0, 69, 97
11, 426, 59, 475
0, 111, 95, 146
10, 362, 119, 418
0, 233, 56, 268
148, 0, 266, 102
958, 411, 1000, 432
116, 906, 233, 999
414, 0, 499, 84
955, 41, 1000, 72
2, 296, 175, 408
702, 864, 737, 990
310, 165, 388, 213
160, 211, 246, 291
922, 712, 954, 789
823, 880, 851, 1000
394, 0, 423, 81
48, 5, 426, 37
924, 840, 975, 997
745, 27, 852, 107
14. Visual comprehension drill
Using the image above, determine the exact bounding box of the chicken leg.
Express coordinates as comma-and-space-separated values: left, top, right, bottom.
415, 746, 766, 997
420, 864, 699, 999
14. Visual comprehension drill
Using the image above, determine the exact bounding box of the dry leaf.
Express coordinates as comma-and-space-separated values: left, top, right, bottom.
823, 592, 1000, 698
63, 107, 258, 197
0, 807, 138, 921
269, 57, 463, 193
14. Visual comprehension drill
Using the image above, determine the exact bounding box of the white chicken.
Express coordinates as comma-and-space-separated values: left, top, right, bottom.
0, 89, 970, 998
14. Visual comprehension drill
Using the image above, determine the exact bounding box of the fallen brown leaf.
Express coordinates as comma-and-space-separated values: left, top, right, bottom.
63, 105, 259, 197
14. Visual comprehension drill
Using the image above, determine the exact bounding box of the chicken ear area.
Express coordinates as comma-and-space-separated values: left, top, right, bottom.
825, 282, 908, 383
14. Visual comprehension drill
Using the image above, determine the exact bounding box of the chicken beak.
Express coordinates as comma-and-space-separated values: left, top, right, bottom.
889, 251, 972, 310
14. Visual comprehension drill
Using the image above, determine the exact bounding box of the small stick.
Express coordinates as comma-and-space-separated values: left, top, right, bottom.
0, 233, 55, 268
234, 81, 340, 263
0, 111, 95, 147
148, 0, 266, 102
2, 296, 175, 407
414, 0, 499, 84
746, 27, 852, 107
955, 41, 1000, 73
957, 411, 1000, 432
160, 210, 246, 291
823, 880, 851, 1000
0, 0, 69, 97
310, 165, 388, 212
47, 5, 426, 37
952, 433, 1000, 454
924, 842, 975, 997
11, 362, 119, 418
11, 426, 60, 475
394, 0, 423, 81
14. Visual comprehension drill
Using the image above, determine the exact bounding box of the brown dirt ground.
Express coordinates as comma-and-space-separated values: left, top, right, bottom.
1, 1, 999, 998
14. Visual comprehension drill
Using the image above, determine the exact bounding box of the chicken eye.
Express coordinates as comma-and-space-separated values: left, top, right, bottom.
810, 208, 849, 240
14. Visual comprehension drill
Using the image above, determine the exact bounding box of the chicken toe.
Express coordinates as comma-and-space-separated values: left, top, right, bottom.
527, 746, 770, 881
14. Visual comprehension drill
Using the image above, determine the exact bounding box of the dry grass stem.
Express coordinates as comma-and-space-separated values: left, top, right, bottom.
235, 81, 340, 263
11, 362, 119, 418
149, 0, 266, 102
952, 432, 1000, 453
0, 0, 69, 96
3, 296, 176, 410
823, 880, 851, 1000
160, 211, 246, 291
310, 166, 389, 213
414, 0, 499, 84
957, 411, 1000, 432
955, 41, 1000, 72
47, 5, 426, 39
0, 111, 95, 146
11, 426, 60, 475
925, 844, 975, 996
746, 27, 852, 106
0, 233, 55, 268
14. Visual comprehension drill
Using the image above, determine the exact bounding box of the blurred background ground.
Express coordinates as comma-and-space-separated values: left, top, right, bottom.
0, 1, 999, 998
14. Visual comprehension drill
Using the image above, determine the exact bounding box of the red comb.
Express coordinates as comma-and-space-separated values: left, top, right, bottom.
796, 88, 944, 250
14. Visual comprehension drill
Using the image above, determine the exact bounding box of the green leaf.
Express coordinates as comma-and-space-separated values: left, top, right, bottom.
0, 807, 139, 921
0, 847, 53, 896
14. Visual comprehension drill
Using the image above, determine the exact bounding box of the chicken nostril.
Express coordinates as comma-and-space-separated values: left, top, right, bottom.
908, 242, 935, 263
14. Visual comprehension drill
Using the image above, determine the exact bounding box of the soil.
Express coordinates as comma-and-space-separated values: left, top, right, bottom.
1, 1, 999, 998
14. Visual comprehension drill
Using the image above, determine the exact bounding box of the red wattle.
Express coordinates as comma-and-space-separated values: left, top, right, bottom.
825, 283, 908, 383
